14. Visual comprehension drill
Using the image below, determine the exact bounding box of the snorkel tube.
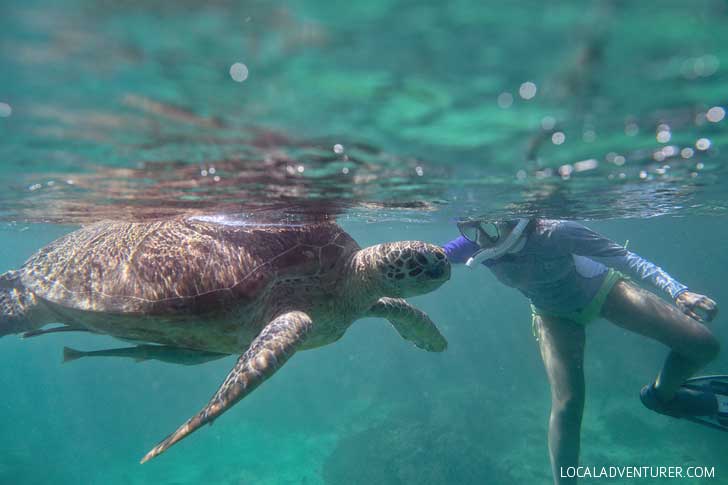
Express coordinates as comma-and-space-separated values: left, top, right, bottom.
465, 218, 529, 267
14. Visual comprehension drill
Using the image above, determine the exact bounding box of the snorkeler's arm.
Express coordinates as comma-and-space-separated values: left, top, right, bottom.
441, 236, 480, 264
553, 221, 688, 300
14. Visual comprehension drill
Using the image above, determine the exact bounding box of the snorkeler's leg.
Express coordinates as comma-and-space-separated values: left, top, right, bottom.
601, 281, 720, 400
535, 314, 585, 485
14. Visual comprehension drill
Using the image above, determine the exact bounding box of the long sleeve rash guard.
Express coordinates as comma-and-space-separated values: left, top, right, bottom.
442, 219, 687, 313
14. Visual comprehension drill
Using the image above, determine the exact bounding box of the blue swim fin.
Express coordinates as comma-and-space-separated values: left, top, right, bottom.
681, 375, 728, 432
641, 375, 728, 432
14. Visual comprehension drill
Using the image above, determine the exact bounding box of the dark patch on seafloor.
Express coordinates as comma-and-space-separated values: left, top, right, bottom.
322, 418, 511, 485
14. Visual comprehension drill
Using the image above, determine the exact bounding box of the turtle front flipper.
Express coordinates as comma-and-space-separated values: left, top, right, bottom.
366, 298, 447, 352
140, 310, 314, 463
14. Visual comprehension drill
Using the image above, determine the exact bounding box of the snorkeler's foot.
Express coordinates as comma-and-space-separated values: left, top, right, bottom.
640, 382, 718, 418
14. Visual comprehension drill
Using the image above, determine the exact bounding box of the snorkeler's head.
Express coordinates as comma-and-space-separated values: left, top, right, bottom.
456, 218, 530, 266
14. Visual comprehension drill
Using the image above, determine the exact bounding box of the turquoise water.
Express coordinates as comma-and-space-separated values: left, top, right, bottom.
1, 0, 728, 483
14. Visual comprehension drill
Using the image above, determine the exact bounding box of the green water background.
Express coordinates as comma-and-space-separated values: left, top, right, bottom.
1, 217, 727, 484
2, 0, 728, 482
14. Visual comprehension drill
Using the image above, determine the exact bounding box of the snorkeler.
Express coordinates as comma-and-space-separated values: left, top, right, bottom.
443, 218, 724, 484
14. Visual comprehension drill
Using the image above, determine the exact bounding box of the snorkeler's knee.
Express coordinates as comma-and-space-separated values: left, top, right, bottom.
551, 384, 585, 412
551, 396, 584, 423
683, 328, 720, 364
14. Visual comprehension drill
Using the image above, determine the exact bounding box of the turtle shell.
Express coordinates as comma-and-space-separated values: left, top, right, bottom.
20, 216, 359, 315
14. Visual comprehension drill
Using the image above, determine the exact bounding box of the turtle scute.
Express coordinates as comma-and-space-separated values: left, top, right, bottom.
18, 219, 360, 315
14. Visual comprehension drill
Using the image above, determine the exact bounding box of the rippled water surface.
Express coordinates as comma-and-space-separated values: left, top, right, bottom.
2, 0, 727, 222
1, 1, 728, 484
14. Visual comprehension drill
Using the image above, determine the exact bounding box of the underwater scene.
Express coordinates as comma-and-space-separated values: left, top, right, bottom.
2, 0, 728, 483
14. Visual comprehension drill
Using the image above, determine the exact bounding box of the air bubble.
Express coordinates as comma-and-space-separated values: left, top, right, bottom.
706, 106, 725, 123
497, 92, 513, 109
229, 62, 249, 82
695, 138, 711, 151
519, 81, 537, 100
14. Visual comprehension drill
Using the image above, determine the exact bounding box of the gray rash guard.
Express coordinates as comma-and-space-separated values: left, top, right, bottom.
443, 219, 688, 313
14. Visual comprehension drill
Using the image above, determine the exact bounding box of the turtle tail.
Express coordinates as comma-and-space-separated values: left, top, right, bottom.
0, 271, 37, 337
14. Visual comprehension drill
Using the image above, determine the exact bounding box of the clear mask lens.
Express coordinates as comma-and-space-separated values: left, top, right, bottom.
458, 221, 500, 245
480, 223, 500, 243
459, 223, 480, 243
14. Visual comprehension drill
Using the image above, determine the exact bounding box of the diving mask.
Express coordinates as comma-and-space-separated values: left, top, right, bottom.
457, 218, 530, 267
457, 220, 501, 245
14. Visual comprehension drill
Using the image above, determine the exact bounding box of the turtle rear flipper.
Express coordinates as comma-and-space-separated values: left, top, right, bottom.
63, 346, 86, 363
366, 297, 447, 352
140, 311, 314, 463
23, 325, 90, 339
62, 344, 227, 366
0, 271, 40, 338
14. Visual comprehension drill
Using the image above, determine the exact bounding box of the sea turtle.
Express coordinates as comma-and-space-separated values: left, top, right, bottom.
0, 215, 450, 462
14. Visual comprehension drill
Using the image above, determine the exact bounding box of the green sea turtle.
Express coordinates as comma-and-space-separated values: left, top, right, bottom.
0, 215, 450, 462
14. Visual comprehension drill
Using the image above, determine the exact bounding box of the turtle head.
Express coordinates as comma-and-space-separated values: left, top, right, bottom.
353, 241, 450, 298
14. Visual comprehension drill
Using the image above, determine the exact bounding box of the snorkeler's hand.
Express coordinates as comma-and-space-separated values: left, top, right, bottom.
676, 291, 718, 322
